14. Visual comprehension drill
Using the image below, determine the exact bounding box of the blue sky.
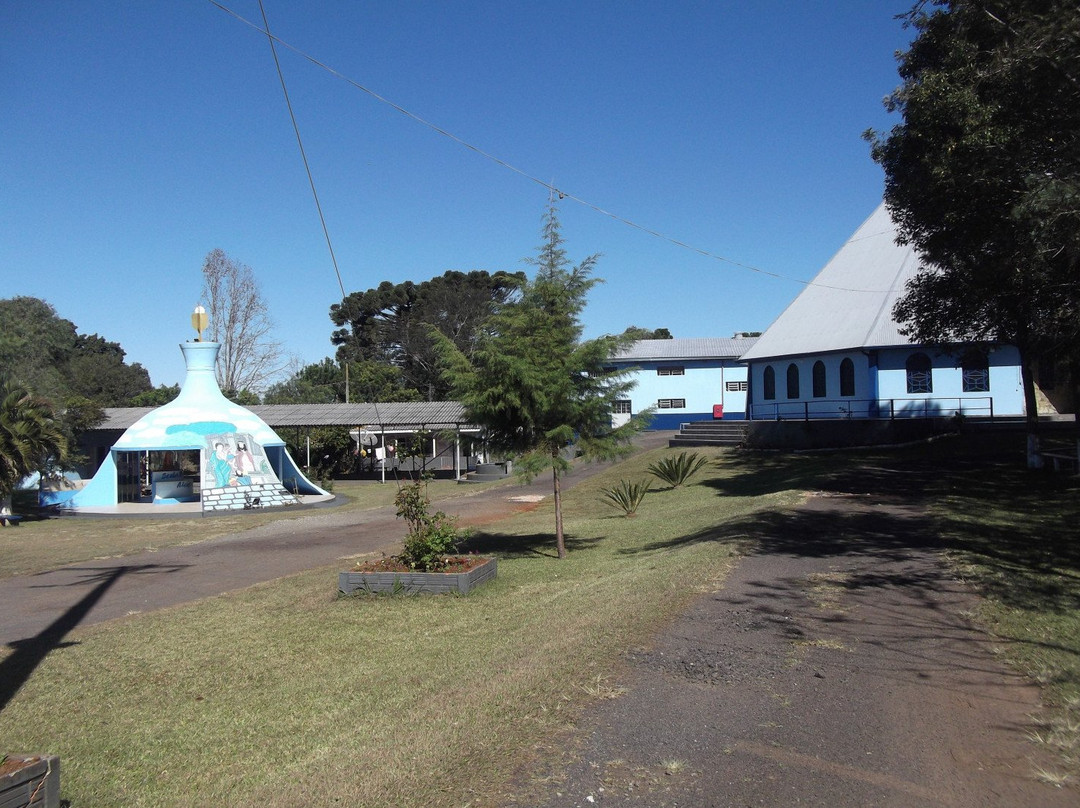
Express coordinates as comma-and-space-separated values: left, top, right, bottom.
2, 1, 914, 389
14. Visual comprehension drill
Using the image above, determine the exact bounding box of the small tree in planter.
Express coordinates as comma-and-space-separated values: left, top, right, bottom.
394, 475, 465, 571
340, 476, 491, 595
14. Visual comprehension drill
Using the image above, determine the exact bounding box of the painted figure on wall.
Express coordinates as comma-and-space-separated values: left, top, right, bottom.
211, 441, 236, 487
233, 440, 256, 483
204, 433, 273, 490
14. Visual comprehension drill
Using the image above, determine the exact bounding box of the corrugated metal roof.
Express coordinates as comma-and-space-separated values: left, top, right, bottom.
98, 402, 477, 432
740, 203, 922, 362
612, 337, 759, 362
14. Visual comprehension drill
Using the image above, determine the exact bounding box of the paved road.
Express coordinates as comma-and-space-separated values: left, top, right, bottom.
0, 436, 674, 649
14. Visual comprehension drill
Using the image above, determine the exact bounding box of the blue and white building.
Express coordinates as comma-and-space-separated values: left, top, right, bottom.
609, 337, 758, 429
741, 203, 1026, 421
48, 340, 329, 512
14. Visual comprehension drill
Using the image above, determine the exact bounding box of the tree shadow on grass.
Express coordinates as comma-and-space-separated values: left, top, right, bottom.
626, 436, 1080, 667
460, 531, 603, 560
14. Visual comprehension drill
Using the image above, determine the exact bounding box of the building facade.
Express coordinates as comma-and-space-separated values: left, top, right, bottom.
609, 337, 758, 429
741, 203, 1026, 421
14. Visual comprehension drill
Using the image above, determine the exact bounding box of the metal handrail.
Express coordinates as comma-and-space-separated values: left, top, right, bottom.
750, 397, 994, 422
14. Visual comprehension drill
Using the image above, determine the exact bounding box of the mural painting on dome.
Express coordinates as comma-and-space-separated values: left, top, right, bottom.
201, 432, 298, 512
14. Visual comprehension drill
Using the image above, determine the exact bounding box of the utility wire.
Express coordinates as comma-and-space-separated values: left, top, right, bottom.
211, 0, 893, 295
256, 0, 346, 301
255, 0, 386, 442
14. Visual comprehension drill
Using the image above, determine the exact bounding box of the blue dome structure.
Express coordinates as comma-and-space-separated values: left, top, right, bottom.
55, 341, 329, 512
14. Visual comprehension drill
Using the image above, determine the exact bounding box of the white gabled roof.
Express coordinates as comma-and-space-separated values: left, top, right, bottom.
613, 337, 758, 362
740, 203, 923, 362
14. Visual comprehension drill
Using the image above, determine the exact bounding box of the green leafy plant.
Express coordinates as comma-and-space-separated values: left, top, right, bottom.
647, 451, 710, 488
394, 475, 465, 571
599, 479, 651, 517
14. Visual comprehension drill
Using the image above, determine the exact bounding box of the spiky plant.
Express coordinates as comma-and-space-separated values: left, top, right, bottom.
647, 451, 710, 489
599, 479, 651, 517
0, 383, 67, 513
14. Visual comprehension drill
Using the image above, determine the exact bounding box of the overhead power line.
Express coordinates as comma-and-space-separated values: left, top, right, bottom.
208, 0, 893, 295
255, 0, 346, 301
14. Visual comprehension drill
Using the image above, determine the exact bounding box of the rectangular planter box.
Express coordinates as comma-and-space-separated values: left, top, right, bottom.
339, 557, 497, 596
0, 755, 60, 808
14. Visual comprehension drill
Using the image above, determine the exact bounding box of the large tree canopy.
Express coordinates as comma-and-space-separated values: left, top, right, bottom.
866, 0, 1080, 458
434, 204, 646, 558
330, 269, 526, 401
620, 325, 673, 340
262, 357, 420, 405
0, 296, 152, 407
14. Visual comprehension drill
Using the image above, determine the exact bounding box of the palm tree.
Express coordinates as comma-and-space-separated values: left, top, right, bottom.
0, 384, 67, 516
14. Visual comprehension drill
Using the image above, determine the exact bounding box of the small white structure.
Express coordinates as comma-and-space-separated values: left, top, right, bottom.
608, 337, 759, 428
741, 203, 1025, 421
48, 341, 328, 512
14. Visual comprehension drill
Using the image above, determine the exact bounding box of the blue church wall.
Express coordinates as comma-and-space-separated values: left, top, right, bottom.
273, 447, 327, 496
874, 345, 1024, 417
748, 345, 1024, 420
613, 359, 750, 427
748, 352, 873, 420
56, 452, 119, 507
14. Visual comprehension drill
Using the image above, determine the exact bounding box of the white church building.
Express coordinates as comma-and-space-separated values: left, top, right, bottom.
741, 203, 1026, 422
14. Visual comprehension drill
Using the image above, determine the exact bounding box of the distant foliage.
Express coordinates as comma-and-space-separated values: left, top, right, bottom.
0, 296, 152, 406
647, 452, 710, 488
599, 479, 651, 517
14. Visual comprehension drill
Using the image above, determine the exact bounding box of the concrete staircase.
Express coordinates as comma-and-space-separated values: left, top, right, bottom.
668, 420, 749, 448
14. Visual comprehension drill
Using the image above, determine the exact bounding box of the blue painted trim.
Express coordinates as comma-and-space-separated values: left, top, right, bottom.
646, 412, 712, 430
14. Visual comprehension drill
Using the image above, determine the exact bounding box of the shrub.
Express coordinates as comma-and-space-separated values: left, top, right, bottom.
394, 476, 465, 571
599, 479, 651, 517
647, 451, 710, 488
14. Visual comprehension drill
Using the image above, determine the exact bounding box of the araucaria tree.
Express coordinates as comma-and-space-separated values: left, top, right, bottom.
201, 249, 285, 397
866, 0, 1080, 465
434, 203, 647, 558
330, 269, 525, 400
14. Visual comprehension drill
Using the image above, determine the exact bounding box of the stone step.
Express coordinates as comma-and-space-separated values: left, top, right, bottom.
668, 419, 748, 448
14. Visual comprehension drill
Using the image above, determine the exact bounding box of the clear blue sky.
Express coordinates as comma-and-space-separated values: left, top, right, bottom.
2, 1, 914, 390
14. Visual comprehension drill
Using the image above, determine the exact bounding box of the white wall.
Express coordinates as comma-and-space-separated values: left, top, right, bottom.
614, 359, 750, 426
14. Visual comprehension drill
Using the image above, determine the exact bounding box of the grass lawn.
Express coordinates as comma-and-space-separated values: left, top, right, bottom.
0, 478, 502, 579
0, 434, 1077, 803
0, 445, 795, 806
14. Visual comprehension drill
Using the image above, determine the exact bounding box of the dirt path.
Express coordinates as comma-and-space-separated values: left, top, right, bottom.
514, 492, 1075, 808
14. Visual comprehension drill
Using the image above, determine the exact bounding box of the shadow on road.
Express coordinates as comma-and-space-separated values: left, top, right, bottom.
0, 563, 188, 714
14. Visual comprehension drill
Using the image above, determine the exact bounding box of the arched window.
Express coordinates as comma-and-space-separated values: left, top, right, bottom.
839, 358, 855, 397
812, 361, 827, 398
906, 353, 933, 394
763, 366, 776, 400
961, 350, 990, 392
786, 363, 800, 399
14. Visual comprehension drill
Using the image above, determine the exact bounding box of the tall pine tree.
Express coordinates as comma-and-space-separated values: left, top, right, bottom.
434, 202, 647, 558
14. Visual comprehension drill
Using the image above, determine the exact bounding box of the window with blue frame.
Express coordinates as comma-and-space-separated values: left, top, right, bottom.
906, 353, 933, 394
840, 358, 855, 397
812, 361, 827, 398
